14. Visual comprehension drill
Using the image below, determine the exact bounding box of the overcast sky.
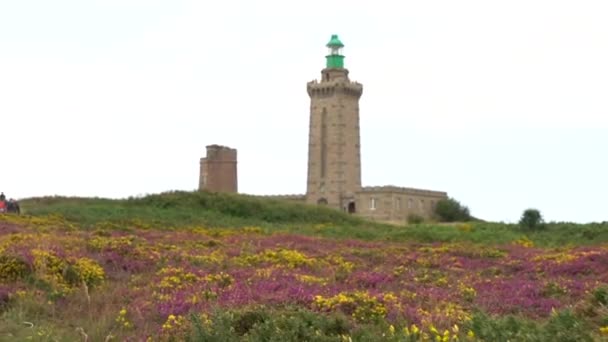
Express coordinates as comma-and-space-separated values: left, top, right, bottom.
1, 0, 607, 223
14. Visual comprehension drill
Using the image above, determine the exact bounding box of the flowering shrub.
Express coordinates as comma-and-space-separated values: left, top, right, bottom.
0, 255, 30, 281
2, 214, 608, 340
314, 291, 388, 322
161, 314, 189, 340
235, 248, 316, 268
71, 257, 105, 288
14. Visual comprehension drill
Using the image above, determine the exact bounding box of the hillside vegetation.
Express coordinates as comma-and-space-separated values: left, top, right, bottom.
19, 191, 608, 247
1, 191, 607, 341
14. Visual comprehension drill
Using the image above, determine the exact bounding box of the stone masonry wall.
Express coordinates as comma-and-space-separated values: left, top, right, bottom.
355, 186, 448, 222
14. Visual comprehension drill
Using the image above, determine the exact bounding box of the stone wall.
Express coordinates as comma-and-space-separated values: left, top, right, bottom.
199, 145, 238, 193
253, 194, 307, 203
355, 186, 447, 222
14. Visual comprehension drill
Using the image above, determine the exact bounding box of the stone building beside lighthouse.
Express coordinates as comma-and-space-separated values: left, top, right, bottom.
200, 35, 447, 223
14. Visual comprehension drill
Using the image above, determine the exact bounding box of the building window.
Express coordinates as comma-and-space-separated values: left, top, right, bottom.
419, 199, 424, 210
408, 198, 413, 209
395, 197, 401, 210
370, 197, 377, 210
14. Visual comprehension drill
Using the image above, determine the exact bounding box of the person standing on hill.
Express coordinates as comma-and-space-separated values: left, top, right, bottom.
0, 192, 5, 201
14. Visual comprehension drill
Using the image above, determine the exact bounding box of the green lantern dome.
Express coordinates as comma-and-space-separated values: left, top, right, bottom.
325, 34, 345, 69
327, 34, 344, 48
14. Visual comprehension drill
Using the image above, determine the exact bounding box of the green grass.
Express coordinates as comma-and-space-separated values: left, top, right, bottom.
17, 190, 608, 247
21, 191, 364, 228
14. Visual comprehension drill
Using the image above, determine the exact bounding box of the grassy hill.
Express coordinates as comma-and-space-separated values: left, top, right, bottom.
20, 191, 365, 228
18, 190, 608, 247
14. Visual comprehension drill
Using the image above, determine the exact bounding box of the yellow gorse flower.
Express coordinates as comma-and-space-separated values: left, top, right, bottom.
162, 314, 186, 331
467, 330, 475, 339
116, 308, 132, 329
313, 291, 387, 322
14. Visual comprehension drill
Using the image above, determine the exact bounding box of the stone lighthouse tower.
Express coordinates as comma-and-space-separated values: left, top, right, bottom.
306, 35, 363, 212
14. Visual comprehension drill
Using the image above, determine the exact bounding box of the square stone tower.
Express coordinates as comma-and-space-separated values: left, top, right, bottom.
199, 145, 238, 193
306, 35, 363, 211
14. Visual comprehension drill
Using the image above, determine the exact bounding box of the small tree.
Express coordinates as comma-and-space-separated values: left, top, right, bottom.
519, 208, 543, 230
434, 198, 471, 222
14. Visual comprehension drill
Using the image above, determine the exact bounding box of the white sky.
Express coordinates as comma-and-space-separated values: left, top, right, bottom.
1, 0, 607, 223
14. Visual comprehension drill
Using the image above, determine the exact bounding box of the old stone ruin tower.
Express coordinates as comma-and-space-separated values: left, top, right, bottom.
199, 35, 448, 223
305, 34, 362, 211
199, 145, 237, 193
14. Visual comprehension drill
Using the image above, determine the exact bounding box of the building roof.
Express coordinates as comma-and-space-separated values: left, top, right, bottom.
359, 186, 447, 197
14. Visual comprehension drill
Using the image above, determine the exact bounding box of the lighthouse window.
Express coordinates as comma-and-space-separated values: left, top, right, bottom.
321, 108, 327, 178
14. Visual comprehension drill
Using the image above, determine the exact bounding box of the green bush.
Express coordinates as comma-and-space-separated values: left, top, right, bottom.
189, 306, 352, 341
519, 208, 544, 230
591, 285, 608, 306
187, 306, 603, 342
434, 198, 471, 222
465, 310, 594, 342
407, 214, 424, 224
